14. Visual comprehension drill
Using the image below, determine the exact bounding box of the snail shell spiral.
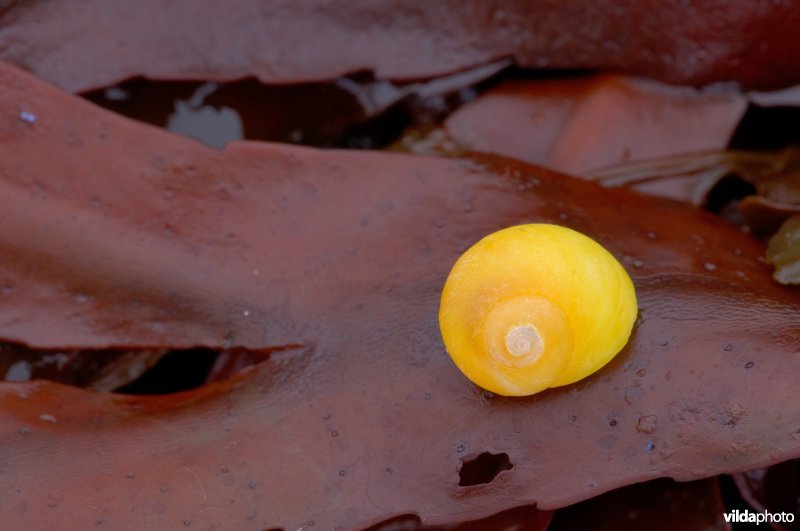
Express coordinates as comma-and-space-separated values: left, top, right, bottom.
439, 224, 638, 397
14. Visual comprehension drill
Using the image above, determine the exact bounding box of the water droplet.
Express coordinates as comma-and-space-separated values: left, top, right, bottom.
703, 262, 717, 272
745, 361, 754, 369
515, 176, 540, 191
242, 310, 250, 317
646, 231, 657, 239
19, 111, 36, 124
724, 344, 733, 352
624, 255, 644, 268
330, 430, 339, 438
39, 414, 57, 423
183, 519, 192, 527
338, 469, 348, 477
47, 496, 57, 508
149, 321, 167, 334
646, 440, 656, 452
455, 443, 466, 453
462, 202, 473, 213
385, 467, 393, 476
159, 484, 170, 493
248, 482, 257, 490
635, 369, 647, 377
126, 471, 136, 479
321, 411, 332, 420
219, 465, 229, 474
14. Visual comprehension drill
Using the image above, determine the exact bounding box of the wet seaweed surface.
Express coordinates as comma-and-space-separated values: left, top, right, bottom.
1, 3, 800, 530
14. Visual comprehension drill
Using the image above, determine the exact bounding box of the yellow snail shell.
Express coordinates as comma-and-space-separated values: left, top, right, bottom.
439, 224, 637, 397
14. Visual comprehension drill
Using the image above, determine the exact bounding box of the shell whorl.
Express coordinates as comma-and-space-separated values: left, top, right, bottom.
504, 325, 541, 360
439, 224, 637, 397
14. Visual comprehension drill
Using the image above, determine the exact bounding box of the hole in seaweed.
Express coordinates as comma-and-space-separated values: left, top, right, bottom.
114, 348, 218, 395
0, 341, 167, 391
1, 341, 286, 395
703, 174, 757, 215
458, 452, 513, 487
729, 105, 800, 151
81, 62, 511, 151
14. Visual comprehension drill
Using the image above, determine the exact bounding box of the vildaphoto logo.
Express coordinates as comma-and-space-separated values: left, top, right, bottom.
723, 509, 795, 525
